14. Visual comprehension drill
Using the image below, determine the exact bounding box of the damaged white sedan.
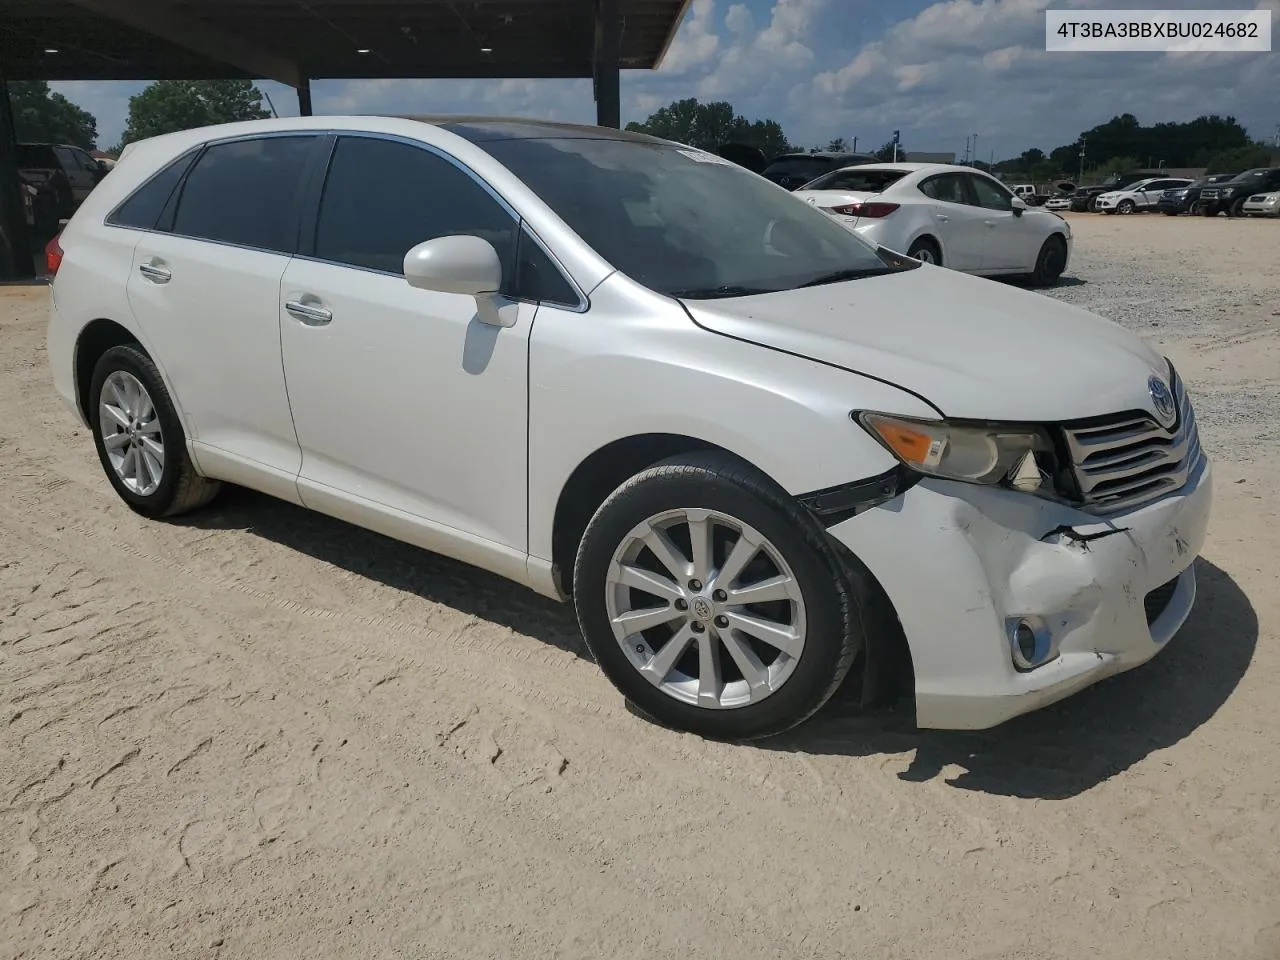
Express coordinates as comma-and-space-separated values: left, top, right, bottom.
47, 116, 1210, 739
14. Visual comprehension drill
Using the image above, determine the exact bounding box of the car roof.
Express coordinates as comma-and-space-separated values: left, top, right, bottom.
825, 162, 981, 175
394, 115, 668, 145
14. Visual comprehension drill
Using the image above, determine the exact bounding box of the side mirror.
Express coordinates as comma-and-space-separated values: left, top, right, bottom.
1011, 196, 1027, 216
403, 235, 503, 297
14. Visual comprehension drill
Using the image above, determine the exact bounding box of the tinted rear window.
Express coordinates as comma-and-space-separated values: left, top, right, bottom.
762, 156, 839, 180
107, 150, 198, 230
172, 136, 314, 253
803, 169, 907, 192
17, 144, 58, 167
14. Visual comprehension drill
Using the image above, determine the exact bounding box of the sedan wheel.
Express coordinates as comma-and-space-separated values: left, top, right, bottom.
573, 451, 863, 740
906, 237, 941, 266
1117, 199, 1136, 214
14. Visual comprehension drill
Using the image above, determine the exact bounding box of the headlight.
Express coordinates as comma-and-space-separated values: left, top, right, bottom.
857, 413, 1056, 491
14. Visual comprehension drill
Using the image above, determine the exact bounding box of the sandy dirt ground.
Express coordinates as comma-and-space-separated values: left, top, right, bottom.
2, 213, 1279, 960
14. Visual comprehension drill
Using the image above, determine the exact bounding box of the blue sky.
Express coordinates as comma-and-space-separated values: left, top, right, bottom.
53, 0, 1278, 159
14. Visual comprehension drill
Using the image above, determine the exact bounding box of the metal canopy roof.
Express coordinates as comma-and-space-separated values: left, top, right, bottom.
0, 0, 690, 84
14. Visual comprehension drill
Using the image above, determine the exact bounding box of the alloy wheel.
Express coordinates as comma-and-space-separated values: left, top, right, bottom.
98, 370, 165, 496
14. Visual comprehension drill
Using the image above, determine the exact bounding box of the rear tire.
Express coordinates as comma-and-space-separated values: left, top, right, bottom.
1226, 197, 1246, 219
572, 451, 862, 740
89, 345, 221, 519
906, 237, 941, 266
1029, 235, 1067, 287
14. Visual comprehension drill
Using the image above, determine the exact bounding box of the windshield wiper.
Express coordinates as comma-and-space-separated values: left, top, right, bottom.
796, 267, 898, 288
670, 284, 775, 300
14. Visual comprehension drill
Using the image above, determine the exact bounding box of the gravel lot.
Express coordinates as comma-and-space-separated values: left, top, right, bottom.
2, 212, 1278, 960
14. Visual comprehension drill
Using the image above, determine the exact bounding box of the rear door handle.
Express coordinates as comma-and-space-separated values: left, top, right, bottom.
285, 298, 333, 326
138, 262, 171, 284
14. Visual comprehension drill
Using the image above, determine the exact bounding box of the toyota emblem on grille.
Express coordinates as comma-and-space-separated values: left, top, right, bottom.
1148, 376, 1177, 428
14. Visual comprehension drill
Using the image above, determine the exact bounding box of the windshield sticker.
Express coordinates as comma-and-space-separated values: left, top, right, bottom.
677, 149, 732, 165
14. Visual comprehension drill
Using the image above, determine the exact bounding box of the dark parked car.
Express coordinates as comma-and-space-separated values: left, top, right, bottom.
1068, 172, 1151, 212
17, 142, 107, 219
761, 151, 878, 190
1199, 167, 1280, 217
1156, 173, 1239, 216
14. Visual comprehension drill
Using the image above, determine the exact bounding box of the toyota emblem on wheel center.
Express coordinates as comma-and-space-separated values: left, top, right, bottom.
1148, 375, 1177, 428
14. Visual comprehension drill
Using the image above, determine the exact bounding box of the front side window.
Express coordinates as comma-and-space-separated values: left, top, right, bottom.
313, 136, 517, 277
480, 138, 909, 298
172, 136, 315, 253
803, 168, 907, 193
968, 174, 1014, 211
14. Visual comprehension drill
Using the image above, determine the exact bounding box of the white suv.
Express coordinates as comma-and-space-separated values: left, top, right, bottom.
46, 116, 1212, 739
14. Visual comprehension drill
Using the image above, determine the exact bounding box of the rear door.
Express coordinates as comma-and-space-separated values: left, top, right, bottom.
916, 172, 986, 271
125, 134, 320, 500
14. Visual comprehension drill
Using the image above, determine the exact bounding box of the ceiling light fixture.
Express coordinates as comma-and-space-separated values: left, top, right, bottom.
480, 46, 493, 53
45, 48, 59, 54
356, 47, 370, 54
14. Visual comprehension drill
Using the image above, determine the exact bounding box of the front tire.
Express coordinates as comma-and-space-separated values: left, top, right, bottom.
89, 345, 221, 519
1226, 197, 1246, 218
1117, 199, 1135, 214
1029, 235, 1067, 287
573, 451, 862, 740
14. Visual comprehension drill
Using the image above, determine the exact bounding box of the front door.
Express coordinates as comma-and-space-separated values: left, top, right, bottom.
966, 173, 1042, 271
278, 133, 533, 554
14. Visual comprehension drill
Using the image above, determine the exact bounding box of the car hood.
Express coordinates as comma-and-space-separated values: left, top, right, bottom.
680, 264, 1168, 423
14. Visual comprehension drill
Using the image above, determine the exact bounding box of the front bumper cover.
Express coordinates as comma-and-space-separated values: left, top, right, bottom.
828, 459, 1213, 730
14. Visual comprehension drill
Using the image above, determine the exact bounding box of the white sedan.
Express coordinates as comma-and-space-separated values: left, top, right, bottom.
792, 163, 1071, 285
1095, 177, 1193, 214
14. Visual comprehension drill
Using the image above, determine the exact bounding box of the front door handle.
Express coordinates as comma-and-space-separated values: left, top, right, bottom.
935, 213, 950, 222
138, 262, 171, 284
984, 220, 997, 227
285, 298, 333, 326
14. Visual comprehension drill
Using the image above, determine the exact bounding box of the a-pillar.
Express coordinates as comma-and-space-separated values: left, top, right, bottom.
0, 63, 36, 280
594, 0, 620, 128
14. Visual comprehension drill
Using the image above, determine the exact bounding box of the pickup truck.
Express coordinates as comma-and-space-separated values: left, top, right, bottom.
1199, 167, 1280, 217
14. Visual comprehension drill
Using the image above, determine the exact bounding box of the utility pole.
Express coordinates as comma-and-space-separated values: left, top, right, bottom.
1078, 137, 1086, 185
972, 133, 978, 168
851, 136, 857, 152
891, 129, 900, 163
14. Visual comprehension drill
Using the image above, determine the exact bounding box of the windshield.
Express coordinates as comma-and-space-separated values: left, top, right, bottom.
802, 168, 907, 193
1230, 168, 1272, 182
482, 137, 911, 299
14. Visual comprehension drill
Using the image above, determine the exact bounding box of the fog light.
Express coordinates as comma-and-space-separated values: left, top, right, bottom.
1008, 615, 1056, 671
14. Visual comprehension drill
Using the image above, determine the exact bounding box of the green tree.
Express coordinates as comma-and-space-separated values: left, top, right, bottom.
872, 139, 904, 162
1205, 143, 1272, 174
825, 137, 848, 152
8, 80, 98, 149
626, 98, 794, 160
120, 79, 270, 145
1099, 156, 1142, 176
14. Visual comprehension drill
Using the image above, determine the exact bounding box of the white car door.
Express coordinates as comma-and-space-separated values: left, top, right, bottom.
916, 172, 987, 271
965, 173, 1043, 271
125, 134, 316, 499
278, 133, 535, 555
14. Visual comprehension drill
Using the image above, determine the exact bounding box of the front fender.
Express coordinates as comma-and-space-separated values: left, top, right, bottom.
526, 273, 935, 560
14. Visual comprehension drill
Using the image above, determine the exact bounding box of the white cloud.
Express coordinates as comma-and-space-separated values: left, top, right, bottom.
661, 0, 720, 74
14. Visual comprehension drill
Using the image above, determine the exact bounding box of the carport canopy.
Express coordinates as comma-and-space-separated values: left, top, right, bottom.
0, 0, 690, 277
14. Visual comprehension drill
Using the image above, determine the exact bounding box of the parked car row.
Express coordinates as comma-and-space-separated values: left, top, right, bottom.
1067, 168, 1280, 218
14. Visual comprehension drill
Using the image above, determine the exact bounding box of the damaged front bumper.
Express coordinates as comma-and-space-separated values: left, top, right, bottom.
830, 458, 1213, 730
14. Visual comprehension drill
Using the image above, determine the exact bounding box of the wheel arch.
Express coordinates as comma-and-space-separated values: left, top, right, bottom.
548, 432, 914, 712
74, 318, 147, 424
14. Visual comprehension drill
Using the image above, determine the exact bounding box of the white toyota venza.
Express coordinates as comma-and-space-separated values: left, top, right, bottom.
47, 117, 1212, 739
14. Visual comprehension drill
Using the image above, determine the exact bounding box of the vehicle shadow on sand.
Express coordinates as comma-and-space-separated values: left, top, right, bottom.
182, 493, 1254, 801
179, 487, 589, 659
764, 558, 1256, 799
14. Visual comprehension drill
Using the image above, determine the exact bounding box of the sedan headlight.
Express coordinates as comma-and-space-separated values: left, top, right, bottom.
857, 413, 1056, 491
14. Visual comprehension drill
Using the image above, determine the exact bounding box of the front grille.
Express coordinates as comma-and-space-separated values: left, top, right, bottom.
1060, 369, 1204, 515
1201, 188, 1219, 199
1144, 575, 1180, 625
1250, 194, 1268, 202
